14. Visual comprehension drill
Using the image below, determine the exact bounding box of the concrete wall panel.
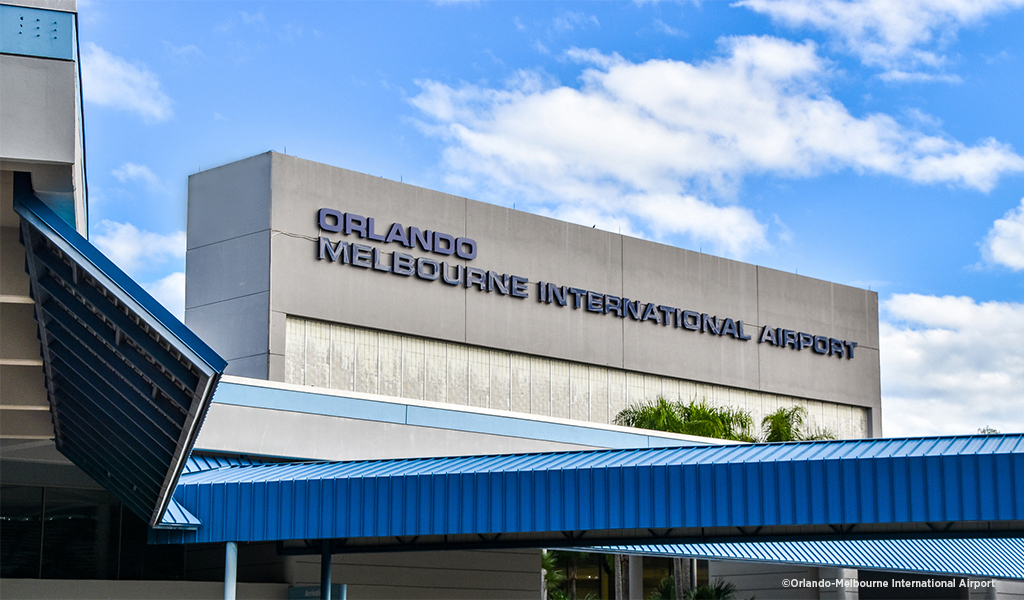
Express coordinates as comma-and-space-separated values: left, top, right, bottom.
378, 332, 403, 397
0, 408, 52, 437
284, 315, 305, 384
0, 55, 75, 164
489, 350, 511, 412
184, 231, 269, 309
468, 346, 489, 408
223, 354, 268, 379
402, 336, 425, 401
447, 344, 469, 405
1, 302, 39, 359
196, 403, 599, 462
424, 339, 447, 404
186, 153, 271, 250
2, 226, 31, 297
285, 550, 540, 600
354, 328, 379, 395
1, 364, 47, 407
464, 202, 625, 366
330, 323, 356, 392
304, 319, 331, 388
510, 354, 531, 414
184, 292, 268, 363
530, 357, 550, 416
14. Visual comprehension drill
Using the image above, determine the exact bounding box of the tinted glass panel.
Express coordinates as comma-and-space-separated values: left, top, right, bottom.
1, 485, 43, 578
118, 507, 185, 580
40, 488, 120, 579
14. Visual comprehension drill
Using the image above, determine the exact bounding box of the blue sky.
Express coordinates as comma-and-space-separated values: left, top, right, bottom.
76, 0, 1024, 437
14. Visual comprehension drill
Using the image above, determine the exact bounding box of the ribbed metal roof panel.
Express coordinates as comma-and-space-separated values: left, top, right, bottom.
156, 498, 202, 529
182, 453, 266, 474
15, 183, 226, 527
602, 538, 1024, 580
153, 433, 1024, 546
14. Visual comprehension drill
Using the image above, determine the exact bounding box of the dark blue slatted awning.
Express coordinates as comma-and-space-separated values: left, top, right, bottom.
15, 175, 226, 527
152, 434, 1024, 548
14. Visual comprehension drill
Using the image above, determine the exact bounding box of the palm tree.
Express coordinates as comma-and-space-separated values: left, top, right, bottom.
613, 398, 756, 442
615, 397, 835, 443
546, 549, 604, 600
613, 397, 687, 434
614, 397, 834, 598
760, 406, 835, 442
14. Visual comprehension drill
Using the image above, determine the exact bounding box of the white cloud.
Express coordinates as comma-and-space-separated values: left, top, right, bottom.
163, 41, 203, 58
91, 220, 185, 276
112, 163, 163, 190
881, 294, 1024, 436
653, 19, 685, 37
553, 11, 600, 31
410, 36, 1024, 258
736, 0, 1024, 77
81, 43, 173, 122
982, 198, 1024, 270
144, 272, 186, 320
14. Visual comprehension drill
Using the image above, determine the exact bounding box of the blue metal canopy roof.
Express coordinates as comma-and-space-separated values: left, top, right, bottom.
15, 177, 227, 527
599, 538, 1024, 580
152, 434, 1024, 550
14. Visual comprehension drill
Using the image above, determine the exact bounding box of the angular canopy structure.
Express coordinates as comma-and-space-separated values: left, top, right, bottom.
15, 176, 226, 526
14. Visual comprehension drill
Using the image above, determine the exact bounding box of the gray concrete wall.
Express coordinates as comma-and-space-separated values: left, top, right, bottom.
186, 152, 881, 435
195, 402, 604, 461
285, 549, 541, 600
186, 154, 273, 378
0, 579, 288, 599
0, 55, 76, 165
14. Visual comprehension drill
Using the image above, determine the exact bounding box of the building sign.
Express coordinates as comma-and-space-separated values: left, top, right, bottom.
316, 210, 858, 359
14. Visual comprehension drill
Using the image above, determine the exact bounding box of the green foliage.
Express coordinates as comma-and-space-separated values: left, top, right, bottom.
613, 397, 687, 434
614, 398, 756, 442
761, 406, 835, 442
542, 550, 567, 596
977, 426, 1001, 435
681, 400, 757, 442
684, 579, 749, 600
544, 550, 604, 600
615, 397, 836, 443
648, 575, 675, 600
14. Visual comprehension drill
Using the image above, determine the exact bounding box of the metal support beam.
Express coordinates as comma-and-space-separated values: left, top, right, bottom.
224, 541, 237, 600
321, 542, 332, 600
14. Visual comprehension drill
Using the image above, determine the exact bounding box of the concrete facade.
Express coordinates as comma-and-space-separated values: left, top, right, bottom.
186, 152, 881, 436
283, 317, 871, 438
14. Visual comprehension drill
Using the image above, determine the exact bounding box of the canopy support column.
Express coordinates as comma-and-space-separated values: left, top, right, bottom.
321, 541, 332, 600
224, 541, 237, 600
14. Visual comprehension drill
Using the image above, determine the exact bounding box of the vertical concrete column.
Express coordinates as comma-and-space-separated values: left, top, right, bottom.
672, 557, 691, 599
224, 541, 238, 600
321, 542, 332, 600
817, 568, 858, 600
628, 555, 643, 599
614, 555, 627, 600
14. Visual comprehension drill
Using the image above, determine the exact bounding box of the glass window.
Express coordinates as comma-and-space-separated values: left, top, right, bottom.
40, 488, 120, 579
1, 485, 43, 578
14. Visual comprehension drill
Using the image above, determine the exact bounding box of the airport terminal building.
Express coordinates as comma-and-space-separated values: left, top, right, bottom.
4, 2, 1024, 599
186, 151, 880, 454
